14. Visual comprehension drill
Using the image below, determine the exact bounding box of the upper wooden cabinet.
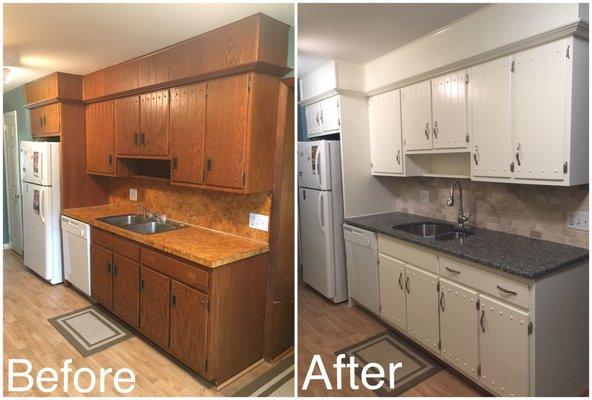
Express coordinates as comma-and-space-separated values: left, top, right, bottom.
114, 96, 140, 156
86, 101, 115, 176
24, 72, 82, 106
82, 13, 290, 101
140, 90, 170, 157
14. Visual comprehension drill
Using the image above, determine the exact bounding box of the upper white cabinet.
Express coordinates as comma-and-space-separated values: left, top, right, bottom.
431, 71, 469, 149
304, 101, 322, 137
468, 56, 513, 180
368, 90, 403, 175
401, 81, 432, 151
305, 95, 341, 138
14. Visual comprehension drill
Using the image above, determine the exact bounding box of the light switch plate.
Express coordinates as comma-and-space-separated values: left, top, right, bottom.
420, 190, 429, 204
129, 188, 138, 201
567, 211, 588, 231
249, 213, 269, 231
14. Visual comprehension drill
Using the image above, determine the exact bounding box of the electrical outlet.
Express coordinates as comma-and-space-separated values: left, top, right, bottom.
567, 211, 588, 231
129, 188, 138, 201
420, 190, 429, 204
249, 213, 269, 231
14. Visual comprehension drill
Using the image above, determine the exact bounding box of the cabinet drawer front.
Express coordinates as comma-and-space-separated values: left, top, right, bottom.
141, 247, 209, 293
91, 227, 112, 249
112, 236, 140, 261
440, 257, 530, 309
378, 235, 438, 274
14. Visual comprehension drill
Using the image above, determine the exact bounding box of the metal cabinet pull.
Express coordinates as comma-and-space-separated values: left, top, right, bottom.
496, 285, 517, 296
405, 276, 410, 294
107, 262, 112, 274
112, 264, 117, 276
319, 110, 324, 124
43, 116, 47, 126
139, 280, 145, 292
515, 143, 521, 166
172, 157, 178, 170
398, 272, 403, 290
473, 145, 479, 165
315, 112, 320, 124
133, 133, 138, 145
170, 295, 177, 307
480, 310, 486, 332
424, 122, 430, 139
445, 266, 461, 274
439, 291, 445, 311
396, 150, 401, 165
433, 121, 438, 139
206, 158, 212, 172
39, 117, 43, 126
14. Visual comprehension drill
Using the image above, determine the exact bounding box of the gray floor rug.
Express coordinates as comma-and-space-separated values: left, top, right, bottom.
48, 305, 132, 357
232, 357, 294, 397
335, 330, 443, 396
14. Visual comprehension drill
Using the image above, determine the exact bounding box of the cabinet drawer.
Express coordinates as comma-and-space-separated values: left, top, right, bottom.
112, 236, 140, 261
140, 247, 209, 293
378, 234, 438, 274
91, 227, 112, 249
440, 257, 530, 309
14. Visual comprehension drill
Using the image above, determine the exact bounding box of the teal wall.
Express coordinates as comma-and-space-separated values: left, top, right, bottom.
3, 86, 31, 244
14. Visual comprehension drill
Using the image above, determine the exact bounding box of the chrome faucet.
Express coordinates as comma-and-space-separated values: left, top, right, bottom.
447, 179, 471, 229
137, 203, 157, 219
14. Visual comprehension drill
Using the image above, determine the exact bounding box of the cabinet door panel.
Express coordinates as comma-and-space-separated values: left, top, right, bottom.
514, 40, 567, 182
305, 102, 322, 137
479, 294, 529, 396
113, 254, 139, 328
30, 108, 44, 137
86, 101, 114, 175
405, 264, 439, 353
402, 81, 432, 151
439, 278, 479, 379
369, 90, 403, 175
204, 74, 248, 189
170, 83, 206, 185
170, 281, 208, 373
114, 96, 140, 156
91, 244, 113, 309
469, 57, 513, 179
431, 71, 468, 149
140, 90, 170, 157
140, 267, 170, 348
43, 103, 61, 135
320, 96, 340, 132
378, 254, 406, 330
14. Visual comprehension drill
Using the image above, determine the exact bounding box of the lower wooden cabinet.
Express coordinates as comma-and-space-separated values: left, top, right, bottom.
139, 267, 170, 348
91, 244, 113, 309
112, 253, 140, 328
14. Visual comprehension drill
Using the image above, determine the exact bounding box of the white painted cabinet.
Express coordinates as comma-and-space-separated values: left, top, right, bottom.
401, 81, 432, 151
439, 278, 479, 379
405, 264, 440, 353
378, 254, 406, 330
305, 102, 322, 137
431, 70, 468, 149
468, 56, 513, 180
305, 95, 341, 138
368, 90, 403, 175
479, 294, 530, 397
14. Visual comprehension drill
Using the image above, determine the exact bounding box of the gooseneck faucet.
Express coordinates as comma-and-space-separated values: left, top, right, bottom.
447, 179, 471, 229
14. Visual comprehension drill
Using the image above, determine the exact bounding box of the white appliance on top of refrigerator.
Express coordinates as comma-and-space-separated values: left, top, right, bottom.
298, 140, 347, 303
21, 141, 63, 284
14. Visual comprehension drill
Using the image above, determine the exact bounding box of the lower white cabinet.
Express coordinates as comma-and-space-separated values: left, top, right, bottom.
405, 264, 440, 353
479, 294, 530, 397
378, 254, 406, 330
439, 278, 479, 379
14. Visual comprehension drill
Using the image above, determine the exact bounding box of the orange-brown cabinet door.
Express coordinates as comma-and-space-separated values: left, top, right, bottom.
170, 83, 206, 185
203, 74, 249, 189
30, 107, 44, 137
140, 90, 169, 157
86, 101, 115, 175
112, 253, 139, 328
169, 281, 209, 373
91, 244, 113, 309
42, 103, 61, 135
139, 267, 170, 348
114, 96, 140, 156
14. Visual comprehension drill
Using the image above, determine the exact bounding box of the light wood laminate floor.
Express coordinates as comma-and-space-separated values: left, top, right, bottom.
3, 250, 291, 397
298, 282, 487, 397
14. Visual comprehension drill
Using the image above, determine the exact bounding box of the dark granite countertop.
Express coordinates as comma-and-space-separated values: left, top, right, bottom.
345, 212, 588, 280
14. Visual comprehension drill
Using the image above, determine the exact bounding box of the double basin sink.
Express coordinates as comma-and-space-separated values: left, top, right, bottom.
392, 222, 473, 242
98, 214, 187, 235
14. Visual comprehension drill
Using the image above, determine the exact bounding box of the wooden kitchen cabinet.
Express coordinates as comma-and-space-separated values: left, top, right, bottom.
431, 70, 468, 149
368, 90, 404, 175
378, 254, 407, 331
30, 103, 61, 137
24, 72, 82, 105
114, 96, 140, 156
139, 89, 170, 157
112, 253, 140, 328
405, 264, 440, 353
139, 266, 171, 348
91, 244, 113, 309
401, 80, 433, 151
86, 100, 115, 175
169, 281, 208, 373
170, 83, 206, 185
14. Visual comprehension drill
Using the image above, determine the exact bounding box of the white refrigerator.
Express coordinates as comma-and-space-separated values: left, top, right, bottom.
21, 141, 63, 284
298, 140, 347, 303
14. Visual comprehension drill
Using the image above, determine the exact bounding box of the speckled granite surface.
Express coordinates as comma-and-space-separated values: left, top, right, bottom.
345, 212, 588, 280
63, 204, 269, 268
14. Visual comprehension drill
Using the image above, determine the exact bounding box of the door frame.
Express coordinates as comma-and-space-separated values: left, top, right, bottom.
3, 110, 23, 255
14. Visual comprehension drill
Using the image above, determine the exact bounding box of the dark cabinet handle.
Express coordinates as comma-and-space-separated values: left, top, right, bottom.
43, 116, 47, 126
112, 264, 117, 276
170, 295, 177, 307
108, 155, 113, 165
206, 158, 212, 172
139, 280, 145, 292
405, 276, 410, 294
480, 310, 486, 333
39, 117, 43, 126
133, 133, 138, 145
398, 272, 403, 290
515, 143, 521, 166
172, 157, 178, 170
496, 285, 517, 296
107, 262, 112, 274
439, 291, 444, 312
445, 266, 461, 274
433, 121, 438, 139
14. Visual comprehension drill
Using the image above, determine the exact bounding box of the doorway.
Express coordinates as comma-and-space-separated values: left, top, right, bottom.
3, 111, 23, 255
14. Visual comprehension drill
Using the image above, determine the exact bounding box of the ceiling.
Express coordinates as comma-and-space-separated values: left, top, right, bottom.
3, 3, 294, 92
298, 3, 488, 75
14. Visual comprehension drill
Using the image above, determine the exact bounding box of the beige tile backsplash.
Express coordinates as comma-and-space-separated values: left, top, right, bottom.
388, 177, 588, 248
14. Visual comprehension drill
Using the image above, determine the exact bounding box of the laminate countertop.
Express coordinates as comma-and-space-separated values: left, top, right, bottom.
62, 204, 269, 268
345, 212, 588, 280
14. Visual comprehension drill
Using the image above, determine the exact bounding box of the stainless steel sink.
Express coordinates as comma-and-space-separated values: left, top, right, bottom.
98, 214, 152, 226
392, 222, 473, 241
124, 221, 186, 235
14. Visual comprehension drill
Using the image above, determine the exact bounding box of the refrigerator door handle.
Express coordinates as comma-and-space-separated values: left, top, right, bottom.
317, 192, 325, 234
316, 150, 322, 187
40, 189, 46, 225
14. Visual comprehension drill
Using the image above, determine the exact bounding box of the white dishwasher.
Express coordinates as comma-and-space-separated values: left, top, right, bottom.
343, 224, 380, 315
61, 215, 91, 296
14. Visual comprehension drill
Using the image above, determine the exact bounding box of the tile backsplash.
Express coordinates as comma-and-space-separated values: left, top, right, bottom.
388, 177, 588, 248
109, 178, 271, 242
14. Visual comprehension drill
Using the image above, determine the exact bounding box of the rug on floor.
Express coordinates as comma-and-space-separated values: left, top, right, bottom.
48, 305, 132, 357
231, 357, 294, 397
335, 330, 443, 396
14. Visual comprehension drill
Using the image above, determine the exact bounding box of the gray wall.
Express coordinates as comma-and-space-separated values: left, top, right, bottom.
3, 86, 31, 244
